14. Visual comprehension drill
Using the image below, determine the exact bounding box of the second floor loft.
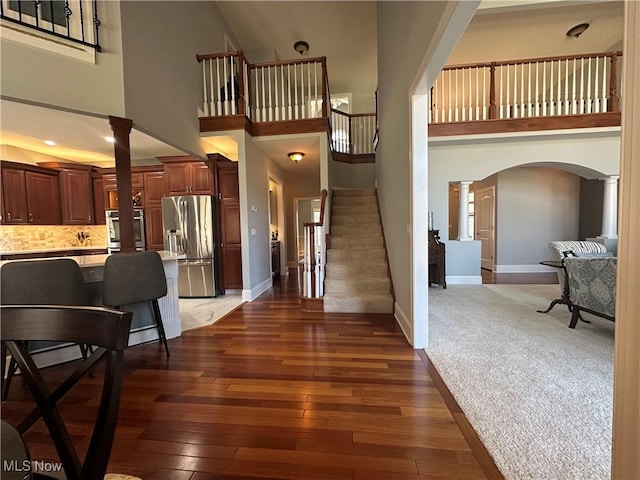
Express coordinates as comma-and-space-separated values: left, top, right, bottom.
196, 49, 623, 158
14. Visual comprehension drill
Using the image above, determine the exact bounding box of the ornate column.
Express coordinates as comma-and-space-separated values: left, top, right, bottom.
457, 181, 473, 241
612, 2, 640, 478
599, 175, 619, 239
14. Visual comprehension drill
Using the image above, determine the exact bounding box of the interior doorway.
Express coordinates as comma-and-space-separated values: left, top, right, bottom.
475, 185, 496, 271
267, 173, 285, 276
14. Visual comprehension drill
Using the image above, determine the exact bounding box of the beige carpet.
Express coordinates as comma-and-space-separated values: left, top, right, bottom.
427, 284, 614, 480
324, 188, 393, 313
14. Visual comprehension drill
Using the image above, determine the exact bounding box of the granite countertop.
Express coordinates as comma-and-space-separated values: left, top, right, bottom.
0, 246, 108, 256
0, 251, 184, 268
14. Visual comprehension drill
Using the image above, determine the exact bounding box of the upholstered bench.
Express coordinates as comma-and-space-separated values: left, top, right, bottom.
563, 256, 617, 328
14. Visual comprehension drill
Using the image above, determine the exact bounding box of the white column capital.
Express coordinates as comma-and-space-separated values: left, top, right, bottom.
600, 175, 620, 184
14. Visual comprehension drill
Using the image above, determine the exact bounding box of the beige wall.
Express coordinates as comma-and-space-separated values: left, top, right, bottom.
1, 2, 126, 116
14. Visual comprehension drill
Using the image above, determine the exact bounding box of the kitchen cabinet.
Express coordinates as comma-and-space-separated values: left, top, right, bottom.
92, 175, 106, 225
164, 161, 213, 195
38, 162, 94, 225
143, 171, 166, 251
102, 172, 145, 209
214, 156, 243, 290
1, 163, 61, 225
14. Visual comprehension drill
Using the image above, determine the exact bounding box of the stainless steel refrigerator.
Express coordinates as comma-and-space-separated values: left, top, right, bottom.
162, 195, 218, 297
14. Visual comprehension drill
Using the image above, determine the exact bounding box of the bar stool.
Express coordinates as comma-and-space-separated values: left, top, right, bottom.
0, 258, 92, 401
102, 251, 170, 356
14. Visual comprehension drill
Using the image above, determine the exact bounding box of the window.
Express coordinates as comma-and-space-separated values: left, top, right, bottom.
8, 0, 67, 27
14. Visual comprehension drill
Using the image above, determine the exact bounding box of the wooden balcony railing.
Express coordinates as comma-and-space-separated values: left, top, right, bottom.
330, 110, 376, 155
430, 51, 622, 125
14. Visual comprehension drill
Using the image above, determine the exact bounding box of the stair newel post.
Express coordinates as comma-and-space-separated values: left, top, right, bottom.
608, 53, 620, 113
488, 62, 497, 119
309, 226, 316, 297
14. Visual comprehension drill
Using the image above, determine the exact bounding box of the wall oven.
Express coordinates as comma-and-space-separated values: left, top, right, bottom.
106, 209, 145, 253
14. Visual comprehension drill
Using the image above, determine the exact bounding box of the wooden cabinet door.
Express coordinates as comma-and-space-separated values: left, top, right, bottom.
60, 169, 93, 224
144, 171, 165, 203
25, 172, 61, 224
145, 203, 165, 251
92, 176, 106, 224
164, 163, 190, 196
1, 168, 28, 224
190, 163, 213, 194
216, 161, 242, 290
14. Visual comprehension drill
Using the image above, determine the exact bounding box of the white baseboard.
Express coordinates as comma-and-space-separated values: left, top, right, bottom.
394, 302, 412, 345
242, 277, 273, 301
446, 275, 482, 285
494, 264, 556, 273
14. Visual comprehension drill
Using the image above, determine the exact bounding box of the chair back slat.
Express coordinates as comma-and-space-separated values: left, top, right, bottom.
0, 305, 132, 480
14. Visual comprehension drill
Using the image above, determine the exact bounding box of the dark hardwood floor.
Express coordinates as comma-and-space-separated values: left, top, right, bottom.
2, 271, 503, 480
481, 268, 558, 285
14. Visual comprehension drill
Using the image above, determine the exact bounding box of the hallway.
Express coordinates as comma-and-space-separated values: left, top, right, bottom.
1, 273, 501, 479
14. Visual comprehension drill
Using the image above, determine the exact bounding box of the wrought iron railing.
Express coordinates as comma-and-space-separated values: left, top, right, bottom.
0, 0, 102, 51
430, 51, 622, 124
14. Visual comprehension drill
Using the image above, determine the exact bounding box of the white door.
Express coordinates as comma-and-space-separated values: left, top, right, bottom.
475, 186, 495, 270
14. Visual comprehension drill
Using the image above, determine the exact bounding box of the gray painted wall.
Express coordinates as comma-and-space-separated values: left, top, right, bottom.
1, 2, 126, 115
429, 129, 620, 276
120, 1, 238, 158
376, 1, 450, 321
495, 167, 580, 268
284, 174, 321, 264
330, 161, 376, 189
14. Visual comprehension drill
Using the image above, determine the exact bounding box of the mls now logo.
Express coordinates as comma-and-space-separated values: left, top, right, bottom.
3, 459, 64, 474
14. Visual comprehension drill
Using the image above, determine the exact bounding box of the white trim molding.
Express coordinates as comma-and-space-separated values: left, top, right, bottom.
494, 264, 555, 273
394, 301, 412, 346
242, 277, 272, 301
446, 275, 482, 285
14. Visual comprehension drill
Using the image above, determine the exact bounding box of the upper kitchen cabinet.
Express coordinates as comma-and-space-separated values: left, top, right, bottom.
102, 172, 145, 209
92, 172, 106, 225
1, 161, 61, 225
159, 156, 213, 196
39, 162, 94, 225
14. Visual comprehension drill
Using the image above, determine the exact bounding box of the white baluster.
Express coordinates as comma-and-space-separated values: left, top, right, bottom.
201, 60, 208, 116
527, 62, 532, 117
244, 62, 250, 119
261, 66, 267, 121
267, 65, 272, 121
594, 56, 600, 113
564, 59, 570, 115
506, 65, 511, 118
314, 62, 318, 117
209, 60, 215, 116
448, 70, 452, 122
307, 62, 311, 118
499, 66, 504, 119
535, 62, 540, 117
482, 67, 486, 120
587, 57, 593, 114
557, 59, 562, 116
294, 64, 299, 120
571, 58, 577, 115
222, 56, 229, 116
520, 62, 524, 118
440, 73, 445, 122
474, 67, 479, 121
454, 69, 458, 122
461, 68, 466, 121
579, 58, 585, 114
281, 65, 286, 120
216, 58, 222, 116
230, 56, 237, 115
542, 61, 547, 117
273, 65, 279, 121
602, 56, 608, 112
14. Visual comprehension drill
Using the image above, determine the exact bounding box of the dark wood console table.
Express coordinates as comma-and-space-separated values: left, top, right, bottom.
428, 230, 446, 289
536, 259, 588, 323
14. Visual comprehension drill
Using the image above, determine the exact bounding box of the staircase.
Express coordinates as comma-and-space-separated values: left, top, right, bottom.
323, 188, 394, 314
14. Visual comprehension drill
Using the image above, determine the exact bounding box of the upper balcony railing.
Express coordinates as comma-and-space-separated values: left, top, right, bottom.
429, 50, 622, 128
196, 51, 377, 160
0, 0, 102, 51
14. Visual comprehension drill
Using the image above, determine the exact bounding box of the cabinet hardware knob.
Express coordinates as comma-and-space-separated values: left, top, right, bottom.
28, 213, 33, 222
7, 212, 11, 220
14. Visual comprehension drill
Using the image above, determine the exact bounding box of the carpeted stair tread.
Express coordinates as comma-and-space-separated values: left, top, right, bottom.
323, 292, 394, 314
326, 261, 388, 277
324, 187, 393, 314
332, 188, 376, 197
325, 276, 390, 294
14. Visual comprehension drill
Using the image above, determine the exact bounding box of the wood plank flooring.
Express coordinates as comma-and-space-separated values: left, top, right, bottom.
1, 272, 503, 480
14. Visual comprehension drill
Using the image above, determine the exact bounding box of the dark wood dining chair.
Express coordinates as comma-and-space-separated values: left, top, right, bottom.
0, 258, 93, 401
102, 251, 170, 356
1, 305, 132, 480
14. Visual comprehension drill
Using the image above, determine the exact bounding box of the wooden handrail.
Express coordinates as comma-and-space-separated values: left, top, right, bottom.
303, 189, 328, 228
196, 51, 243, 62
330, 109, 376, 119
250, 56, 327, 69
443, 50, 623, 71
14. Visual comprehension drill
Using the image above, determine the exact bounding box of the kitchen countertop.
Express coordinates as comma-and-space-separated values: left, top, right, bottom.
0, 246, 108, 256
0, 250, 184, 268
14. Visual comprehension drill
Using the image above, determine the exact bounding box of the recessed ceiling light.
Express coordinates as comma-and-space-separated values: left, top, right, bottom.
44, 140, 56, 146
105, 136, 115, 143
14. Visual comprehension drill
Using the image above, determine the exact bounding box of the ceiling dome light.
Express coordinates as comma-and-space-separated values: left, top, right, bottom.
44, 140, 56, 146
566, 23, 589, 38
105, 136, 115, 143
293, 41, 309, 55
288, 151, 305, 163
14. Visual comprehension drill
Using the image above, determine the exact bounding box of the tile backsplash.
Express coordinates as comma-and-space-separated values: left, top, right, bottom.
0, 225, 108, 252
